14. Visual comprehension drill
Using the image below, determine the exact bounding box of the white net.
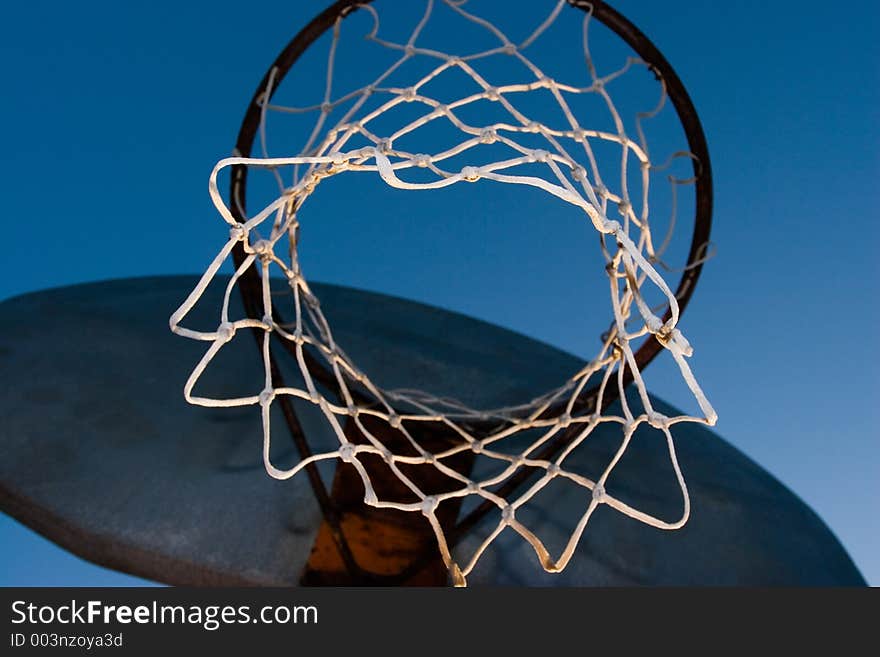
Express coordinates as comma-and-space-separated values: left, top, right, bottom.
170, 0, 716, 586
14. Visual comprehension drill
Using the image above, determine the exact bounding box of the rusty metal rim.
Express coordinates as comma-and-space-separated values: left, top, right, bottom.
225, 0, 713, 582
229, 0, 713, 420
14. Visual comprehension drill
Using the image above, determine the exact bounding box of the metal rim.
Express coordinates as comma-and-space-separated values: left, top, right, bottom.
226, 0, 714, 581
229, 0, 712, 417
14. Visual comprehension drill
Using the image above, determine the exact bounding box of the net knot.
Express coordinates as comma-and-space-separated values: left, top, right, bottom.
461, 166, 480, 182
259, 388, 275, 407
412, 153, 431, 167
216, 322, 236, 343
339, 442, 356, 464
647, 412, 668, 430
656, 326, 692, 356
602, 219, 621, 234
229, 224, 247, 242
479, 128, 498, 144
532, 149, 550, 163
501, 504, 515, 523
485, 86, 500, 101
592, 483, 607, 503
421, 495, 438, 515
251, 239, 273, 260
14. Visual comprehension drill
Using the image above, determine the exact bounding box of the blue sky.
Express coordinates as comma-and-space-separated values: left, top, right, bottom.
0, 0, 876, 585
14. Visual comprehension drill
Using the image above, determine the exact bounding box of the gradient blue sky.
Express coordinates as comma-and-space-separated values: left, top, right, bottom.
0, 0, 876, 586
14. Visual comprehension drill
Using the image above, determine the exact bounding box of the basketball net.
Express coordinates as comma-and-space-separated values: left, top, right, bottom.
170, 0, 716, 586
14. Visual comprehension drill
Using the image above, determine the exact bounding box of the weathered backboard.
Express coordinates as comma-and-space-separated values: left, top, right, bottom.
0, 277, 865, 585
